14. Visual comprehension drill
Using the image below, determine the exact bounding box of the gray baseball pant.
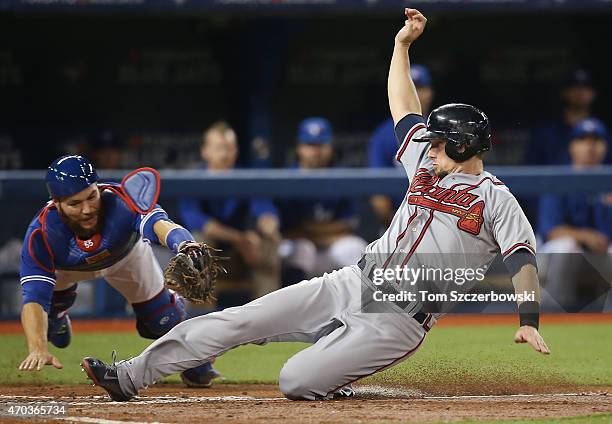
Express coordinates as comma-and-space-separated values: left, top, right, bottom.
116, 265, 429, 400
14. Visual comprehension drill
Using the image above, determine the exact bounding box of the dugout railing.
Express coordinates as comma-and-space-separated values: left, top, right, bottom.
1, 166, 612, 198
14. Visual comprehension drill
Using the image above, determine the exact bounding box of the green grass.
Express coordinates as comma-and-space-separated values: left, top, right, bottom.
0, 322, 610, 388
446, 414, 612, 424
365, 322, 612, 389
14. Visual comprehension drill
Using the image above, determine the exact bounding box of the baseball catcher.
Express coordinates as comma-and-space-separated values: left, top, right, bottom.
19, 156, 221, 388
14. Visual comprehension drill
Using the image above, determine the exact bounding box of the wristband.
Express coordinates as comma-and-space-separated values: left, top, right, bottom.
519, 301, 540, 329
165, 227, 195, 254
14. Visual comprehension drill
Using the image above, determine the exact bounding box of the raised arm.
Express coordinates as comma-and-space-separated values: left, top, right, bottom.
388, 8, 427, 124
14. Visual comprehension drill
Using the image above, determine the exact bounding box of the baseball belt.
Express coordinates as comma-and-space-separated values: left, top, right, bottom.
357, 256, 431, 331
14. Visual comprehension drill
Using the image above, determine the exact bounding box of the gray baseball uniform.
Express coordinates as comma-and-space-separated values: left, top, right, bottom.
112, 113, 536, 400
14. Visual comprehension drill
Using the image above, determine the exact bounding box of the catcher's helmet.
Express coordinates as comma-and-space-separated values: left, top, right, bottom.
45, 155, 99, 199
414, 103, 491, 162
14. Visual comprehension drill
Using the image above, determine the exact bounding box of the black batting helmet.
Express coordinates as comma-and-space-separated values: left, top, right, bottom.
414, 103, 491, 162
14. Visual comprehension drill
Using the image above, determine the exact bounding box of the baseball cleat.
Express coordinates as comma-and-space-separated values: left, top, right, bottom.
180, 362, 221, 388
81, 351, 132, 402
47, 312, 72, 349
332, 385, 355, 399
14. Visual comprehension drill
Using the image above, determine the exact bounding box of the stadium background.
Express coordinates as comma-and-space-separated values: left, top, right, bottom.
0, 1, 611, 318
1, 10, 612, 171
0, 3, 611, 423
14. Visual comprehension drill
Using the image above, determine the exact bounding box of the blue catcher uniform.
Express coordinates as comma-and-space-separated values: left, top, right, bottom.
20, 155, 218, 386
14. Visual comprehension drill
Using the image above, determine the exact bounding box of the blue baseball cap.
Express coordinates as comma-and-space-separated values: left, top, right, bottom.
411, 64, 432, 87
297, 117, 333, 144
564, 68, 593, 88
571, 118, 608, 142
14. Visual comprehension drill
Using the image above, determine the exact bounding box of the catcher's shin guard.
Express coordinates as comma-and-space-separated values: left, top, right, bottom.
131, 288, 221, 387
132, 288, 186, 339
48, 284, 77, 348
48, 311, 72, 349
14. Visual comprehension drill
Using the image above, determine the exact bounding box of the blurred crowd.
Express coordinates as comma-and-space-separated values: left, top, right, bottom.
165, 117, 368, 306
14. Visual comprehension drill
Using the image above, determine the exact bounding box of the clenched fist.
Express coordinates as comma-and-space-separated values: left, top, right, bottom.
395, 8, 428, 47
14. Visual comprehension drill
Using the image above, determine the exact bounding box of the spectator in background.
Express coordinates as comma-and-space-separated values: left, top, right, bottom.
368, 64, 434, 226
178, 121, 281, 299
526, 69, 599, 165
278, 117, 367, 284
538, 118, 611, 254
250, 137, 273, 169
90, 130, 123, 169
537, 118, 611, 311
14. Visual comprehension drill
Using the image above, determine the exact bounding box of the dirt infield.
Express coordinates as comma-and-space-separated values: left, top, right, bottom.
1, 384, 611, 423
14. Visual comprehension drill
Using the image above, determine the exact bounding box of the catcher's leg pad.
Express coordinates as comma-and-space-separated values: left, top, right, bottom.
132, 288, 186, 339
51, 284, 77, 315
48, 284, 77, 349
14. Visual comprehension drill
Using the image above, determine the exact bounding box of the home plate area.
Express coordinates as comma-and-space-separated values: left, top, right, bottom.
1, 384, 611, 423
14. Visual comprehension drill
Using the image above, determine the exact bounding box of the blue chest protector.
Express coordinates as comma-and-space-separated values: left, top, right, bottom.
44, 192, 139, 271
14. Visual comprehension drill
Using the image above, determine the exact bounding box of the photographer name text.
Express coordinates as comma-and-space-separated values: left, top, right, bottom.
372, 290, 536, 303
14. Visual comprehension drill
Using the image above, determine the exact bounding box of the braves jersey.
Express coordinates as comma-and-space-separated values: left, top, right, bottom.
364, 114, 536, 312
20, 187, 170, 311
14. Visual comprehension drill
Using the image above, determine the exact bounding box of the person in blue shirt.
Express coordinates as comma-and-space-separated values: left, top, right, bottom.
538, 118, 611, 310
18, 155, 219, 387
178, 121, 281, 298
539, 118, 611, 253
526, 69, 600, 165
368, 64, 434, 226
278, 117, 367, 284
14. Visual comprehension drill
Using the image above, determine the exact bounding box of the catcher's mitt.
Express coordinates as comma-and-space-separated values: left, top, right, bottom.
163, 241, 227, 304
